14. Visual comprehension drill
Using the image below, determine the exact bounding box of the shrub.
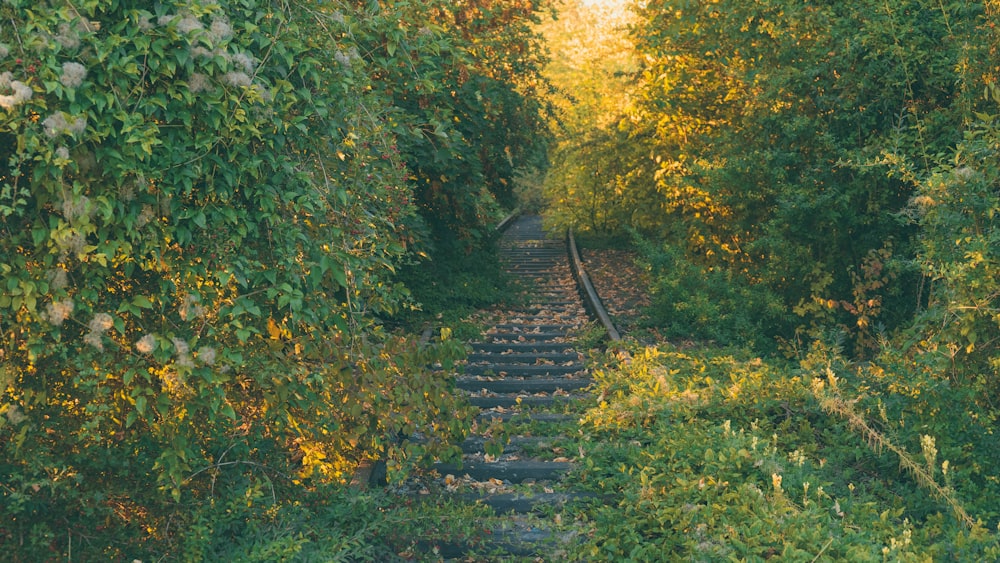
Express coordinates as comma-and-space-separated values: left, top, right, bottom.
0, 1, 473, 558
573, 342, 1000, 561
631, 233, 787, 351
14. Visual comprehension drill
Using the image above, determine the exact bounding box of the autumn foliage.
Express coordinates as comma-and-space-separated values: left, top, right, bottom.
542, 0, 1000, 557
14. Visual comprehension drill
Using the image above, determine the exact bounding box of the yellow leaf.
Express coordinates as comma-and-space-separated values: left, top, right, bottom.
267, 317, 282, 340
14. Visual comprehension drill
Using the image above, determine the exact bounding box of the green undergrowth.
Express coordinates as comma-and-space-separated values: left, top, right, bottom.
395, 240, 525, 340
572, 232, 636, 252
566, 341, 1000, 561
572, 321, 611, 350
630, 236, 788, 354
75, 480, 493, 562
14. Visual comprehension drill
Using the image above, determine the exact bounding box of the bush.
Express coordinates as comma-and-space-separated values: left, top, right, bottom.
904, 111, 1000, 404
632, 233, 787, 352
0, 1, 475, 558
573, 342, 1000, 561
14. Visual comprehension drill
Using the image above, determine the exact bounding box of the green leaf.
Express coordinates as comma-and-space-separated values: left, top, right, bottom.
332, 266, 347, 289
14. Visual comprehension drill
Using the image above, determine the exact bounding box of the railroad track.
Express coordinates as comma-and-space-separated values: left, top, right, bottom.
429, 214, 618, 560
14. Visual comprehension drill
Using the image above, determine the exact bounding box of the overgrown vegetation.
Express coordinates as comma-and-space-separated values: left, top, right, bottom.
542, 0, 998, 360
572, 343, 1000, 560
0, 0, 551, 558
4, 0, 999, 558
540, 0, 1000, 559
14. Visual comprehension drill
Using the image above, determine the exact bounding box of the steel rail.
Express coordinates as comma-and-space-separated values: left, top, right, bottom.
566, 227, 622, 342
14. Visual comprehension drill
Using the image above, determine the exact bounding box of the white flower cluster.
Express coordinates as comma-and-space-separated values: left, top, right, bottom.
5, 404, 27, 425
209, 17, 233, 44
158, 10, 233, 43
172, 337, 194, 368
178, 293, 205, 321
46, 267, 69, 291
89, 312, 113, 332
189, 72, 211, 93
54, 21, 85, 50
190, 48, 256, 89
136, 205, 156, 228
136, 332, 216, 368
135, 333, 156, 354
335, 47, 361, 69
45, 298, 75, 326
0, 43, 9, 59
61, 193, 91, 223
189, 45, 212, 59
118, 178, 138, 202
952, 166, 977, 183
0, 71, 33, 110
83, 312, 114, 350
43, 112, 87, 138
157, 14, 181, 28
60, 61, 87, 88
197, 346, 217, 366
60, 231, 87, 258
176, 14, 204, 35
178, 16, 257, 94
223, 71, 251, 87
231, 52, 255, 74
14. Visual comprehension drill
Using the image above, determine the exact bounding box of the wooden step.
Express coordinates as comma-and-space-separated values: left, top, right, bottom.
464, 364, 584, 377
471, 342, 577, 353
466, 394, 585, 409
460, 491, 608, 514
476, 411, 575, 424
466, 351, 581, 363
434, 460, 572, 483
456, 377, 592, 393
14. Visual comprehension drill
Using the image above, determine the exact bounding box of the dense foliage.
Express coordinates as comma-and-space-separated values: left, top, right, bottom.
3, 0, 997, 557
543, 0, 997, 361
574, 343, 1000, 560
355, 0, 553, 249
0, 0, 551, 558
542, 0, 1000, 559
